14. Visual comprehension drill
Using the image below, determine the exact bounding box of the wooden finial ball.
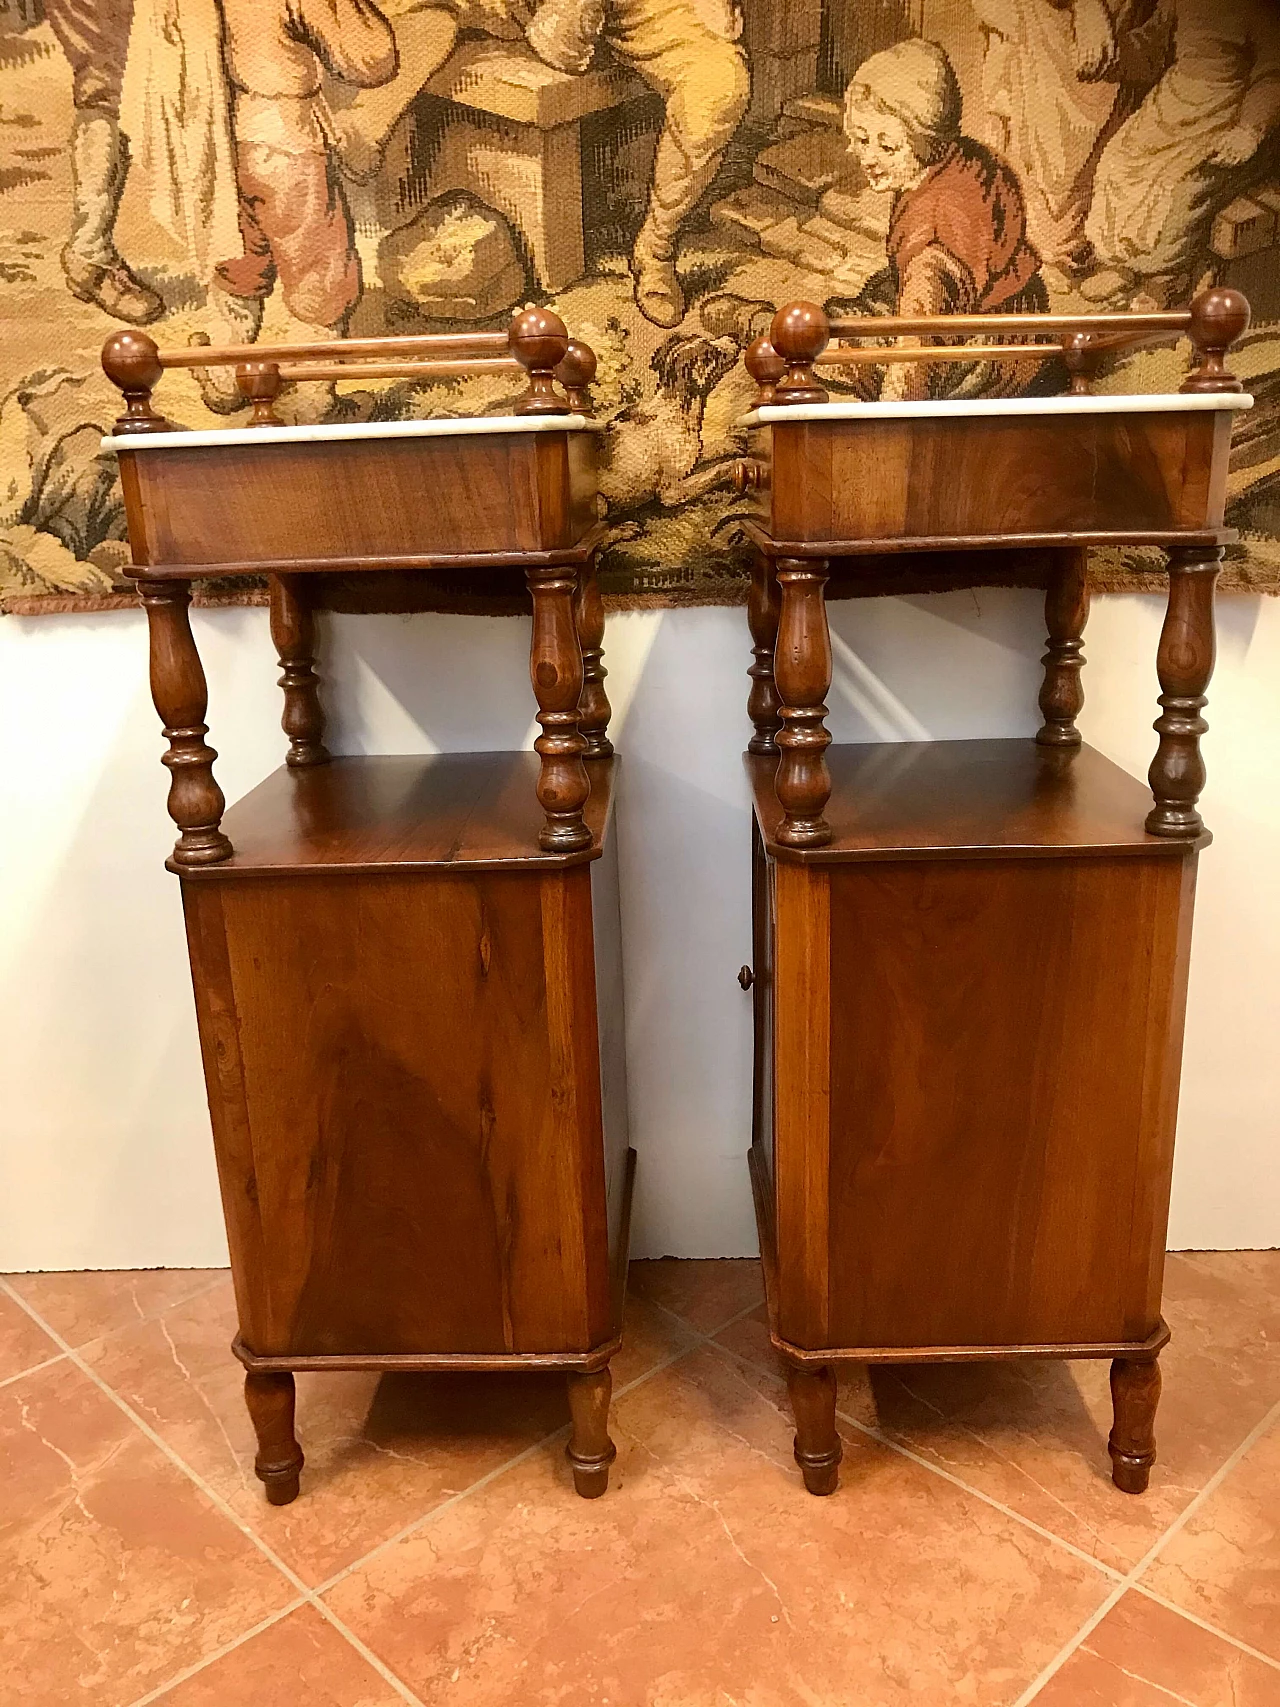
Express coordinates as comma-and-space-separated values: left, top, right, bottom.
102, 328, 163, 395
771, 301, 830, 365
745, 335, 786, 389
509, 306, 570, 373
556, 338, 597, 391
1189, 286, 1251, 354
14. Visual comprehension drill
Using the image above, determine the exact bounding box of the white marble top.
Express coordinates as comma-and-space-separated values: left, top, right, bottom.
103, 413, 596, 453
742, 393, 1253, 427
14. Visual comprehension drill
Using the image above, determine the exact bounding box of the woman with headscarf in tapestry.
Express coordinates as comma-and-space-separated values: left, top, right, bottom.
829, 37, 1051, 402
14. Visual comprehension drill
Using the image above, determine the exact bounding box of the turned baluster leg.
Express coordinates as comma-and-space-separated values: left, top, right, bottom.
566, 1367, 616, 1498
268, 574, 331, 768
774, 557, 832, 848
138, 581, 233, 866
1036, 547, 1090, 748
788, 1364, 841, 1496
1146, 545, 1222, 838
747, 549, 782, 755
244, 1371, 304, 1506
575, 551, 613, 759
526, 563, 591, 853
1109, 1356, 1162, 1494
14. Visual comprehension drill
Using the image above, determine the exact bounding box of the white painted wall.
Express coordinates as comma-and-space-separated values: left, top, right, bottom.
1, 590, 1276, 1270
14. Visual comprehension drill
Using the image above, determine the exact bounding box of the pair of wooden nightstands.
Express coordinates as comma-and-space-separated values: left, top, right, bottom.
104, 288, 1250, 1504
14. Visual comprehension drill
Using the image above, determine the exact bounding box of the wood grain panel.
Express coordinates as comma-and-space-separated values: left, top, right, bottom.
825, 850, 1193, 1349
120, 430, 593, 568
190, 865, 606, 1359
772, 857, 831, 1347
766, 413, 1225, 543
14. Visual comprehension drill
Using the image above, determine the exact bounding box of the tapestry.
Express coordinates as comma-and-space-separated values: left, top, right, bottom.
1, 0, 1278, 616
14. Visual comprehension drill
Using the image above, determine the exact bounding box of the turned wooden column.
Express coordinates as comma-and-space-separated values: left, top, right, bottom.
575, 551, 613, 759
565, 1368, 616, 1498
1109, 1356, 1161, 1494
788, 1364, 841, 1495
138, 581, 232, 866
774, 557, 833, 848
268, 574, 331, 768
1146, 544, 1222, 837
747, 549, 782, 755
1036, 547, 1090, 747
526, 562, 591, 852
244, 1371, 304, 1506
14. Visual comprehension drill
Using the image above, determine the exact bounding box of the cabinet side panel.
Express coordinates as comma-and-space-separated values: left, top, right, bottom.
750, 818, 775, 1184
773, 859, 831, 1346
540, 866, 612, 1348
591, 828, 631, 1326
827, 853, 1190, 1350
180, 883, 268, 1344
209, 869, 598, 1357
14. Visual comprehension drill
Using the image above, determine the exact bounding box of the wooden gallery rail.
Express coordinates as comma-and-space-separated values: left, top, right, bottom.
103, 309, 633, 1501
735, 288, 1252, 1495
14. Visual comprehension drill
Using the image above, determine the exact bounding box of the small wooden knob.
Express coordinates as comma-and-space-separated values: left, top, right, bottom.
745, 335, 786, 406
237, 362, 284, 426
1183, 286, 1251, 393
101, 329, 170, 432
555, 338, 597, 412
511, 306, 571, 415
734, 460, 768, 494
738, 965, 754, 989
770, 301, 829, 405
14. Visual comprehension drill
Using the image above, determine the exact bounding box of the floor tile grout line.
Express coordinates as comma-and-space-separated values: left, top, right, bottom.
1012, 1392, 1280, 1704
0, 1349, 66, 1390
1129, 1582, 1280, 1674
0, 1277, 432, 1707
706, 1334, 1127, 1585
122, 1599, 308, 1707
3, 1270, 231, 1359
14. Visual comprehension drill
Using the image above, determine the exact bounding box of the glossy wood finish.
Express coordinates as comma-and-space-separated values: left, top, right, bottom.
1109, 1357, 1163, 1494
268, 575, 330, 769
1036, 548, 1090, 748
741, 301, 1239, 1494
111, 321, 628, 1496
1147, 546, 1222, 838
748, 743, 1195, 1494
773, 559, 833, 849
138, 581, 232, 867
243, 1371, 304, 1506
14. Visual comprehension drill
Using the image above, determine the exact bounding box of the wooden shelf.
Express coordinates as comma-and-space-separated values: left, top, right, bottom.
178, 751, 616, 878
747, 739, 1200, 863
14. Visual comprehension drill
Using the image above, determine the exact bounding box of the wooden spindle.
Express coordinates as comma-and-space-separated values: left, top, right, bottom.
745, 335, 786, 407
574, 551, 613, 759
770, 302, 830, 406
138, 580, 233, 866
773, 557, 832, 847
1182, 287, 1250, 394
244, 1371, 304, 1506
1146, 544, 1221, 837
268, 574, 330, 767
1109, 1356, 1161, 1494
787, 1364, 841, 1495
747, 548, 782, 754
525, 561, 591, 852
510, 306, 571, 416
556, 339, 597, 413
238, 362, 284, 426
101, 330, 171, 433
565, 1368, 616, 1498
1036, 547, 1090, 747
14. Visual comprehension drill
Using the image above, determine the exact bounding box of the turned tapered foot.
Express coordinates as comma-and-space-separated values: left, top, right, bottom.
566, 1367, 616, 1498
1109, 1356, 1161, 1494
244, 1371, 304, 1506
788, 1364, 841, 1495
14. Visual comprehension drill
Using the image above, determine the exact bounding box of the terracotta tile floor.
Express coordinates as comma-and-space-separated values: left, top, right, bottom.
1, 1255, 1277, 1706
